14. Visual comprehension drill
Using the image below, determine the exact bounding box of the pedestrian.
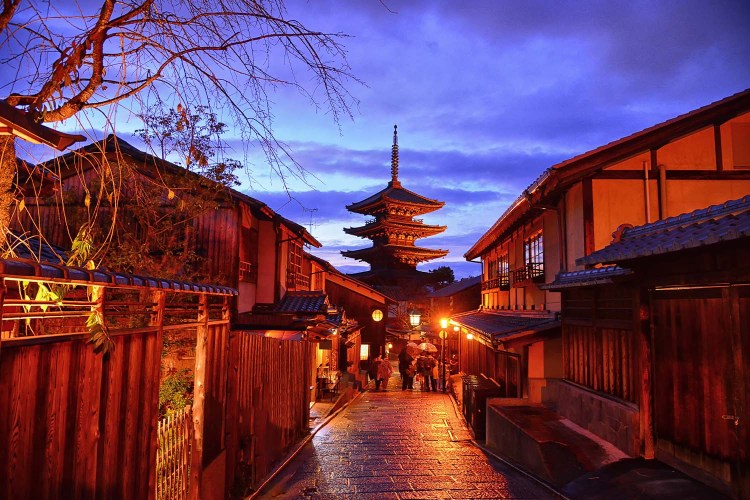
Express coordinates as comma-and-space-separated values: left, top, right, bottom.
429, 353, 439, 391
398, 347, 415, 390
377, 353, 393, 391
418, 352, 435, 392
369, 355, 382, 391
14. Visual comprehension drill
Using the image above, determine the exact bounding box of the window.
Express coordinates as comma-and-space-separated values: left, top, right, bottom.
239, 224, 259, 283
524, 232, 544, 280
499, 253, 510, 289
286, 239, 308, 288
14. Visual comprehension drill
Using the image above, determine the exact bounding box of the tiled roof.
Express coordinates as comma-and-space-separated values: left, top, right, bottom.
347, 181, 444, 213
274, 291, 328, 314
0, 258, 237, 295
578, 196, 750, 266
7, 232, 68, 263
428, 276, 481, 298
540, 265, 633, 290
451, 309, 559, 344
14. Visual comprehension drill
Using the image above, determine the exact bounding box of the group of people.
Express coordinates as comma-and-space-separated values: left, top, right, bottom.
368, 346, 459, 393
397, 346, 441, 391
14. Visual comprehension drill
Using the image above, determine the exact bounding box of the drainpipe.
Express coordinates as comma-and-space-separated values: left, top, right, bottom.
643, 161, 651, 223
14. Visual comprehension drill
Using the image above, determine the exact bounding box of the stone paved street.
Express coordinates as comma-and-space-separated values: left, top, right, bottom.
259, 369, 557, 499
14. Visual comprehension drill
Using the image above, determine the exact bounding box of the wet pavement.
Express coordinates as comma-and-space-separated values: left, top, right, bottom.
257, 369, 557, 499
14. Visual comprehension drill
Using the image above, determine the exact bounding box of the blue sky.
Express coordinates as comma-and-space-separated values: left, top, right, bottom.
248, 0, 750, 278
6, 1, 750, 279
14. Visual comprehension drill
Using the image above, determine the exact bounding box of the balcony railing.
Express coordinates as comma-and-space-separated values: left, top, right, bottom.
286, 271, 311, 289
511, 263, 545, 286
481, 276, 510, 291
239, 260, 257, 283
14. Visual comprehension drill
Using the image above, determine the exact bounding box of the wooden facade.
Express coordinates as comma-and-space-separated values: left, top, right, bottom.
225, 332, 313, 493
0, 261, 234, 498
464, 90, 750, 444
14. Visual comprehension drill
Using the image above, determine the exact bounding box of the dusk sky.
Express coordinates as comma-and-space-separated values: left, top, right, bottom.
241, 0, 750, 278
8, 1, 750, 279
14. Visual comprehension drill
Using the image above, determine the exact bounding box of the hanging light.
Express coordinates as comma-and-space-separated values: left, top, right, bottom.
440, 318, 449, 329
409, 309, 421, 328
466, 333, 474, 341
371, 308, 384, 322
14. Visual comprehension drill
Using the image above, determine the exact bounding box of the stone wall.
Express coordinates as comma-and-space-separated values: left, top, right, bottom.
543, 379, 640, 457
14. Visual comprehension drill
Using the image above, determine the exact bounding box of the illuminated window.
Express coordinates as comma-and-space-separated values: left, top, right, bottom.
732, 123, 750, 168
524, 232, 544, 279
371, 309, 383, 322
499, 253, 510, 289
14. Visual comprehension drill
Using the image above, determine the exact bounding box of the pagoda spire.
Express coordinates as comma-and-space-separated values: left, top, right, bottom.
391, 124, 399, 184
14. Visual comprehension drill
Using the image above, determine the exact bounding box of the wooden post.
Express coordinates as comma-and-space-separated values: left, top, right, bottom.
639, 288, 655, 458
190, 294, 209, 500
148, 290, 165, 497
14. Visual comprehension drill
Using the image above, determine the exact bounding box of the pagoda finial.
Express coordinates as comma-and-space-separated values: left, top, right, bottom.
391, 124, 399, 183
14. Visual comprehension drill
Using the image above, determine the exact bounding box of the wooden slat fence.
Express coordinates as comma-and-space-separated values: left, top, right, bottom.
157, 405, 193, 500
0, 271, 233, 499
225, 331, 314, 493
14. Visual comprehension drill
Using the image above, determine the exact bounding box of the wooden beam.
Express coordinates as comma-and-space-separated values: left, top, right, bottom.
714, 124, 724, 172
582, 178, 595, 257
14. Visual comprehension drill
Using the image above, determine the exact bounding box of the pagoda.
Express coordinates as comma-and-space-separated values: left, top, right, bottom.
342, 126, 448, 286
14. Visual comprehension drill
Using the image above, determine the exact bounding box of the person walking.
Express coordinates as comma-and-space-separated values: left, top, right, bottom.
429, 353, 439, 391
369, 355, 383, 391
377, 353, 393, 391
398, 347, 414, 390
418, 352, 435, 392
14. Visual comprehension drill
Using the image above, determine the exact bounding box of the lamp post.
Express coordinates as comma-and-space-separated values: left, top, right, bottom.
440, 318, 448, 393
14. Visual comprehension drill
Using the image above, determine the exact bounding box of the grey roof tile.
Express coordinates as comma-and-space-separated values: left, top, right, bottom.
579, 195, 750, 266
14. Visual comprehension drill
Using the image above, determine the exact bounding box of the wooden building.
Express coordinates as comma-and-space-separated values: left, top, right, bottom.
462, 89, 750, 434
12, 135, 322, 317
343, 126, 448, 288
545, 196, 750, 497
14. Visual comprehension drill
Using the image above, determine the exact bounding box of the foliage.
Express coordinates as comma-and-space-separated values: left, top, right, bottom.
159, 369, 194, 417
135, 102, 241, 188
427, 266, 455, 289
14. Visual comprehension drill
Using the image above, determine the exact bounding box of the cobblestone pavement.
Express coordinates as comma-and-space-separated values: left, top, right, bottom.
259, 371, 557, 499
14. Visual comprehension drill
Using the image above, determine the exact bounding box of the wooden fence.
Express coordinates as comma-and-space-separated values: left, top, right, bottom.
225, 331, 314, 493
157, 405, 193, 500
0, 262, 234, 499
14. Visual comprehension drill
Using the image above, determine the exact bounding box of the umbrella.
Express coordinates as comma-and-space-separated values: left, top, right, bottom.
418, 342, 438, 353
406, 342, 421, 357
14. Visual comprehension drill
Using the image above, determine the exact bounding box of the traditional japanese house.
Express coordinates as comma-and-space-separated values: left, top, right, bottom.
342, 126, 448, 289
305, 251, 394, 375
544, 196, 750, 497
462, 89, 750, 426
12, 135, 322, 318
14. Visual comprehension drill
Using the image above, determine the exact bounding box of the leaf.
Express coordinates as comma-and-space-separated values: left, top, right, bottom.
167, 189, 175, 200
84, 193, 91, 208
18, 199, 25, 212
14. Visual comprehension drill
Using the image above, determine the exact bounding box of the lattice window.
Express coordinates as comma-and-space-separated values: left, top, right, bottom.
499, 253, 510, 290
524, 231, 544, 279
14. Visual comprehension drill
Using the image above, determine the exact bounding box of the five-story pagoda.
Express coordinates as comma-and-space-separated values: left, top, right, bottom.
342, 126, 448, 286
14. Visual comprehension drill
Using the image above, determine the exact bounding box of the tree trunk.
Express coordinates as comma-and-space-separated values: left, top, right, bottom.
0, 135, 17, 249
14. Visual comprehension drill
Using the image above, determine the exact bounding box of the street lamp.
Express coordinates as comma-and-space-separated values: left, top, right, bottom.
440, 318, 449, 393
409, 309, 421, 328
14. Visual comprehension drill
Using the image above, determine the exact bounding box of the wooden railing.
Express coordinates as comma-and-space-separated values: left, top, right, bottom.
156, 405, 193, 500
481, 276, 510, 291
286, 271, 310, 289
511, 263, 544, 285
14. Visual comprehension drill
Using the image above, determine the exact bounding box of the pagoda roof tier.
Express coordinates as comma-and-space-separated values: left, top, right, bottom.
341, 244, 448, 266
344, 218, 447, 239
346, 180, 444, 216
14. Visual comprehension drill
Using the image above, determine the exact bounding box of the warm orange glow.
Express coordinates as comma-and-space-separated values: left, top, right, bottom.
371, 309, 384, 322
466, 333, 474, 341
440, 318, 449, 329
